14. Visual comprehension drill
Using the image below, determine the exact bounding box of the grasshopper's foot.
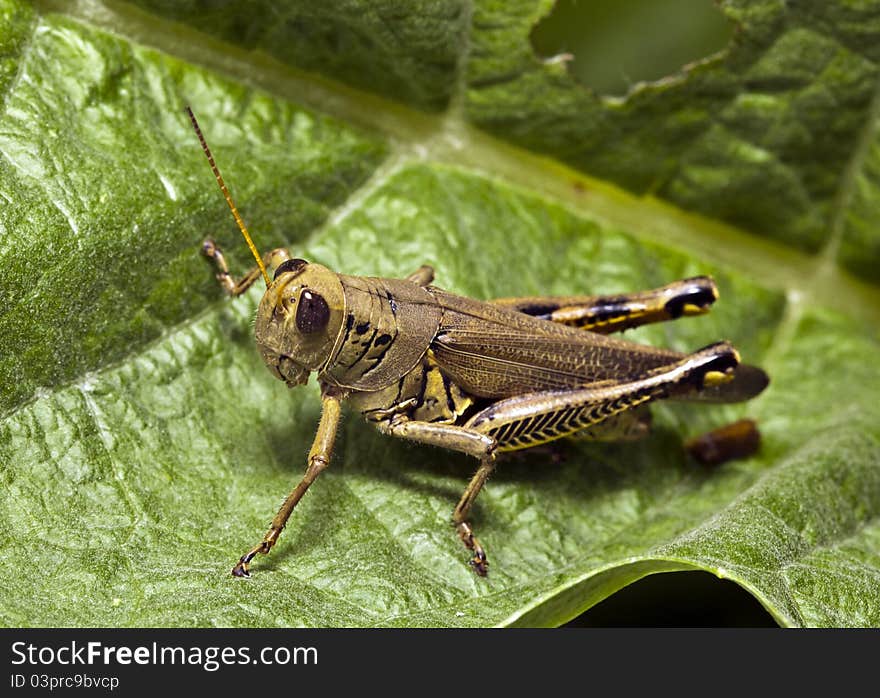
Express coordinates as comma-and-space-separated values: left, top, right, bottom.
231, 531, 279, 577
201, 237, 238, 295
201, 237, 218, 258
231, 542, 267, 578
201, 237, 227, 273
457, 522, 489, 577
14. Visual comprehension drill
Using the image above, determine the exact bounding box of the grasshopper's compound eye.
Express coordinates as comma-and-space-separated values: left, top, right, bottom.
274, 258, 308, 280
296, 289, 330, 334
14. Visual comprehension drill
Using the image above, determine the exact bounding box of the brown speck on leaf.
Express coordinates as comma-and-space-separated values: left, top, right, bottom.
685, 418, 761, 467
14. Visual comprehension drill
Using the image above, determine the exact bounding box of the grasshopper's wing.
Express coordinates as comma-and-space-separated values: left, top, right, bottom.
430, 289, 687, 398
430, 288, 766, 403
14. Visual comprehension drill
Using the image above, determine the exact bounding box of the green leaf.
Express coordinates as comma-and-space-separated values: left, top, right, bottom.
467, 0, 880, 283
1, 0, 878, 627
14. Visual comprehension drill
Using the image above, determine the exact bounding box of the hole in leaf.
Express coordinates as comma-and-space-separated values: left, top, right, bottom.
531, 0, 732, 97
564, 571, 778, 627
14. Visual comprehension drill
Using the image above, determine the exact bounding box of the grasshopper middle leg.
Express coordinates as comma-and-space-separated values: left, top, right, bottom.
376, 418, 497, 575
406, 265, 435, 287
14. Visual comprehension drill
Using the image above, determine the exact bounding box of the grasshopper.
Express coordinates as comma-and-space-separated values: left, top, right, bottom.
187, 108, 769, 578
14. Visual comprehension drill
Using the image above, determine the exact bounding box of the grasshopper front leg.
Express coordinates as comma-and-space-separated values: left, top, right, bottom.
232, 390, 343, 577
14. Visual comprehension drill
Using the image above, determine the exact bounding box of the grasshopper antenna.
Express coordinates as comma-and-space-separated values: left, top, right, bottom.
186, 106, 271, 288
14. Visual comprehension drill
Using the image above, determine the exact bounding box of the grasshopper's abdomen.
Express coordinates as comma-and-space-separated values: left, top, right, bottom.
321, 275, 443, 391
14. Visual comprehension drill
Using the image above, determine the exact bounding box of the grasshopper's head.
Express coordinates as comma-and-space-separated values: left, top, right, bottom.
255, 259, 345, 387
185, 108, 344, 387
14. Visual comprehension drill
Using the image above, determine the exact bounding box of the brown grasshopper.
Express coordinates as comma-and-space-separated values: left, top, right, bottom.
187, 108, 769, 578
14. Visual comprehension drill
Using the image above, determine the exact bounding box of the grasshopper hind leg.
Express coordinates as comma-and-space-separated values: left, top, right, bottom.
492, 276, 718, 334
566, 406, 652, 442
492, 276, 768, 403
464, 343, 740, 453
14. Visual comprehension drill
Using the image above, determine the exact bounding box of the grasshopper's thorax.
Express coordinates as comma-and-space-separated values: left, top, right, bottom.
254, 261, 345, 387
320, 274, 443, 391
350, 349, 475, 426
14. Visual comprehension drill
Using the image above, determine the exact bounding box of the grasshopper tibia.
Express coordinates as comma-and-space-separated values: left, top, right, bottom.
453, 456, 497, 576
